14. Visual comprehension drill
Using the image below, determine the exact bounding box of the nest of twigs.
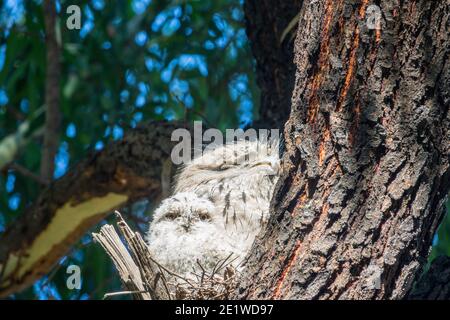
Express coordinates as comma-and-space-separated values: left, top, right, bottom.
92, 211, 239, 300
172, 256, 238, 300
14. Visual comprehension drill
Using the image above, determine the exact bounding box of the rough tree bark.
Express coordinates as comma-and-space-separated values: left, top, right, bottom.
236, 0, 450, 299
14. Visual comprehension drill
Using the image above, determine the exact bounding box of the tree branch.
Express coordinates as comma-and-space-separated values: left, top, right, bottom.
41, 0, 61, 183
8, 163, 48, 186
0, 121, 189, 298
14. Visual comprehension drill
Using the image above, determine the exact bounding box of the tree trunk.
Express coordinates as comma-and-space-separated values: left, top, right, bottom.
244, 0, 303, 129
236, 0, 450, 299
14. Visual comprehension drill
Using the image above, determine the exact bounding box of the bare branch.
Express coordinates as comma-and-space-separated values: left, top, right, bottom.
41, 0, 61, 183
8, 163, 48, 186
92, 224, 153, 300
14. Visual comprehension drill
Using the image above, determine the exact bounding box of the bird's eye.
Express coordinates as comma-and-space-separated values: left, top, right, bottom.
198, 211, 210, 221
251, 161, 271, 168
165, 212, 179, 220
219, 163, 234, 170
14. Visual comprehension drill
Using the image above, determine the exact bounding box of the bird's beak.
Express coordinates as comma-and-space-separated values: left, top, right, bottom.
181, 215, 192, 231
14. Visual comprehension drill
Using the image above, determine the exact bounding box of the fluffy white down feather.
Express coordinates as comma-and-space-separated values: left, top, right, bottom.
147, 138, 280, 277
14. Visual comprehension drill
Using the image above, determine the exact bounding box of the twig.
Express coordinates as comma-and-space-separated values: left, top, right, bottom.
103, 290, 148, 300
5, 105, 25, 121
92, 225, 151, 300
9, 163, 48, 186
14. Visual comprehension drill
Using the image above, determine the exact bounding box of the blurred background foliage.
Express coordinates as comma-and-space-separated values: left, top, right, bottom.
0, 0, 448, 300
